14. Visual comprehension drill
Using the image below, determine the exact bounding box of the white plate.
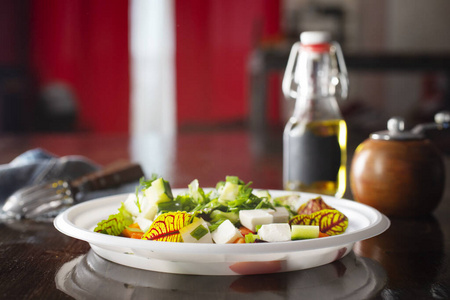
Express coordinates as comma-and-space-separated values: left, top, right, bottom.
54, 190, 390, 275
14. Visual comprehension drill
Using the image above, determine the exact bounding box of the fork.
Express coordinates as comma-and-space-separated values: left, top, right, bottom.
1, 161, 144, 219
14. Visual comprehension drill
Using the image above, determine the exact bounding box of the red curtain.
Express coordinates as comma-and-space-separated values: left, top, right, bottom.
175, 0, 281, 127
29, 0, 130, 133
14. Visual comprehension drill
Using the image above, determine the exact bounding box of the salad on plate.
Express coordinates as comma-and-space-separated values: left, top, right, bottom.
94, 176, 348, 244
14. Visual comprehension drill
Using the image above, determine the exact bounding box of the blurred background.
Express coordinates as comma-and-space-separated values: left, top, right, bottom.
1, 0, 450, 135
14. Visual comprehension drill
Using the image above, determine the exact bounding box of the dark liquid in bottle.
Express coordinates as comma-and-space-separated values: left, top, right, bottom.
284, 119, 347, 197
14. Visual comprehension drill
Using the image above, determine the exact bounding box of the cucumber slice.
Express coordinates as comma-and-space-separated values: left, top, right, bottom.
291, 225, 320, 240
218, 181, 240, 204
253, 190, 271, 201
145, 177, 173, 203
179, 217, 213, 243
244, 233, 261, 243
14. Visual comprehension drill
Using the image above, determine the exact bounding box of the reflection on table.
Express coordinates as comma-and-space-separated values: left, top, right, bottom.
56, 249, 386, 300
354, 215, 447, 299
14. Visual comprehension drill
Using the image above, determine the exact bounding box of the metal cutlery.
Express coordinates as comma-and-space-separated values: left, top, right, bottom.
1, 161, 144, 219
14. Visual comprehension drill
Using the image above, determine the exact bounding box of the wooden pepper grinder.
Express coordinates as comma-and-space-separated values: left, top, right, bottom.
350, 112, 449, 217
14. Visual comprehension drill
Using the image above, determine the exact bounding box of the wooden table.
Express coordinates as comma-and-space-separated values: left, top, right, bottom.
1, 129, 449, 299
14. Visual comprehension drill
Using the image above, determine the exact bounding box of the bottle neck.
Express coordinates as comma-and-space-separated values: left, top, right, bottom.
289, 45, 344, 122
295, 50, 335, 100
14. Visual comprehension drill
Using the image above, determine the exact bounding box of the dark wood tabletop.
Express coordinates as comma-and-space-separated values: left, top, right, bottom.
1, 128, 449, 299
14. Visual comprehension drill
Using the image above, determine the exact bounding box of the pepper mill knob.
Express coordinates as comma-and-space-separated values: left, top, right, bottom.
435, 111, 450, 124
387, 117, 405, 133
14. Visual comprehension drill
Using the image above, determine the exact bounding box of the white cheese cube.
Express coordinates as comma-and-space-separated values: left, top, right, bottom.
123, 193, 140, 217
211, 219, 243, 244
258, 223, 291, 242
135, 216, 153, 233
270, 206, 290, 223
239, 209, 274, 232
180, 218, 213, 243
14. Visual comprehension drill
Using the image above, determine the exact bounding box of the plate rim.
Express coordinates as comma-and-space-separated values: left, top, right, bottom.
54, 189, 390, 255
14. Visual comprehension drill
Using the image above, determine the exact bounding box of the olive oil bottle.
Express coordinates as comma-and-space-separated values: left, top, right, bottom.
282, 32, 349, 198
284, 118, 347, 197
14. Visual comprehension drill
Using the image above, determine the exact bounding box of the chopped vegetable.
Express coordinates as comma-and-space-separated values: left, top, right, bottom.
191, 224, 208, 240
135, 216, 153, 232
318, 231, 330, 238
144, 177, 173, 203
238, 226, 254, 237
234, 237, 246, 244
218, 181, 241, 204
297, 196, 334, 215
272, 194, 302, 216
209, 210, 239, 225
121, 223, 143, 238
244, 233, 261, 243
94, 203, 133, 236
142, 212, 192, 242
291, 225, 320, 240
179, 217, 213, 243
289, 209, 348, 236
94, 175, 349, 243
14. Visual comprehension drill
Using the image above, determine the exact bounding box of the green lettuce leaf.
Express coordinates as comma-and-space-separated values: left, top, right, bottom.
227, 182, 275, 212
94, 202, 134, 236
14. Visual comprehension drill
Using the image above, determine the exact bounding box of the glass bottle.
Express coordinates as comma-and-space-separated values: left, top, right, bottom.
282, 31, 349, 198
